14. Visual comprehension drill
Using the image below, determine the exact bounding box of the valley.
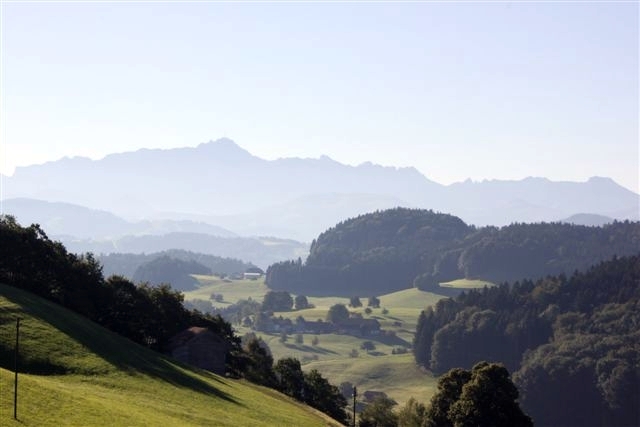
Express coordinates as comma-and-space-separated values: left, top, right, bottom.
183, 276, 470, 406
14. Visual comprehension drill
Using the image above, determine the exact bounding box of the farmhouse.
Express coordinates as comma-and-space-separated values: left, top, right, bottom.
167, 327, 230, 375
244, 267, 264, 280
336, 318, 381, 337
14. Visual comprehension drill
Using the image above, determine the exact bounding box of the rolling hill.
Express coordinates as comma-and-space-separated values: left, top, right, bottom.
0, 283, 340, 426
266, 208, 640, 296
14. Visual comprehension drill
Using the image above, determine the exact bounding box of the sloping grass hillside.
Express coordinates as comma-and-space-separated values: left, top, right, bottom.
0, 284, 340, 426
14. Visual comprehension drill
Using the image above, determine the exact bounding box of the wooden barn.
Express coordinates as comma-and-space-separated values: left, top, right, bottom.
167, 327, 230, 375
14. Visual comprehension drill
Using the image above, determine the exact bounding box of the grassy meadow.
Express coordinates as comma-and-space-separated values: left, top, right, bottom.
186, 276, 446, 406
186, 275, 269, 306
0, 284, 340, 426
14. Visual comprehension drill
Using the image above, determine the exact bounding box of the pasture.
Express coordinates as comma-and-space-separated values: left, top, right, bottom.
0, 283, 340, 427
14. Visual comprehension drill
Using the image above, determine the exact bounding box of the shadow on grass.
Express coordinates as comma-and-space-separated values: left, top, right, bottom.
372, 333, 411, 347
0, 285, 240, 404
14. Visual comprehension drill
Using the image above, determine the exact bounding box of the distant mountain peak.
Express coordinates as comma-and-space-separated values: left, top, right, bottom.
196, 138, 255, 159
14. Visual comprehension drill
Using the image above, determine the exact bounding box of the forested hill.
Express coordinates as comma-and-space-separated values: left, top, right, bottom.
414, 254, 640, 427
265, 208, 640, 296
98, 249, 255, 280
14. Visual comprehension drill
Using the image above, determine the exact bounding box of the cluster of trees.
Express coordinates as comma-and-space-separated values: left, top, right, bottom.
261, 290, 294, 312
266, 208, 640, 296
239, 335, 347, 424
349, 296, 381, 308
414, 254, 640, 426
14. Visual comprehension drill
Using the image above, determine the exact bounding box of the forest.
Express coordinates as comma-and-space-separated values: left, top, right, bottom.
414, 254, 640, 426
266, 208, 640, 296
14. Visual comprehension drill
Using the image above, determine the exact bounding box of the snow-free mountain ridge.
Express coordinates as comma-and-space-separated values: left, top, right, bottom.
2, 138, 638, 241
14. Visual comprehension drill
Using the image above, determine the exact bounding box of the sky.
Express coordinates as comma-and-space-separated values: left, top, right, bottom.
1, 1, 638, 193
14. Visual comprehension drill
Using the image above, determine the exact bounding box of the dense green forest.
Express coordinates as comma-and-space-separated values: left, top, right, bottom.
131, 255, 211, 291
98, 249, 255, 279
266, 208, 640, 296
0, 216, 348, 423
414, 255, 640, 427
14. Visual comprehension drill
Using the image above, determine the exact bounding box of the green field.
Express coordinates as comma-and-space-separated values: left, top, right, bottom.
0, 284, 340, 426
185, 275, 269, 306
186, 277, 446, 407
305, 353, 437, 406
439, 278, 496, 289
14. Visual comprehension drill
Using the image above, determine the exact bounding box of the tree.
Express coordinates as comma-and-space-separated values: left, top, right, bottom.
274, 357, 305, 400
349, 296, 363, 307
294, 333, 304, 344
242, 335, 276, 387
450, 362, 532, 427
311, 336, 320, 346
327, 303, 350, 324
295, 294, 310, 310
368, 296, 381, 308
303, 369, 348, 424
424, 362, 532, 427
359, 396, 398, 427
425, 367, 473, 427
262, 290, 293, 312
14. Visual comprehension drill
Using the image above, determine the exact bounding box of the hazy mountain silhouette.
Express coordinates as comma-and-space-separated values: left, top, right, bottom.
1, 198, 237, 239
2, 138, 638, 240
62, 233, 307, 270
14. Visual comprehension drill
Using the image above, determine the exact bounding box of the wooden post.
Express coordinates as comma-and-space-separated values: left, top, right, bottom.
352, 385, 357, 427
14, 317, 21, 420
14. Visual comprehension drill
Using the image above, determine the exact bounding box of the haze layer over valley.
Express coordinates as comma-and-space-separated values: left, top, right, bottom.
2, 138, 638, 245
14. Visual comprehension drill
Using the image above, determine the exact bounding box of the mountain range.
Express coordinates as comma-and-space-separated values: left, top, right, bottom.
2, 138, 638, 242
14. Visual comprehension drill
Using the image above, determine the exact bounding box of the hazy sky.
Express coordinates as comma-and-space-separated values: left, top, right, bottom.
1, 1, 638, 192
